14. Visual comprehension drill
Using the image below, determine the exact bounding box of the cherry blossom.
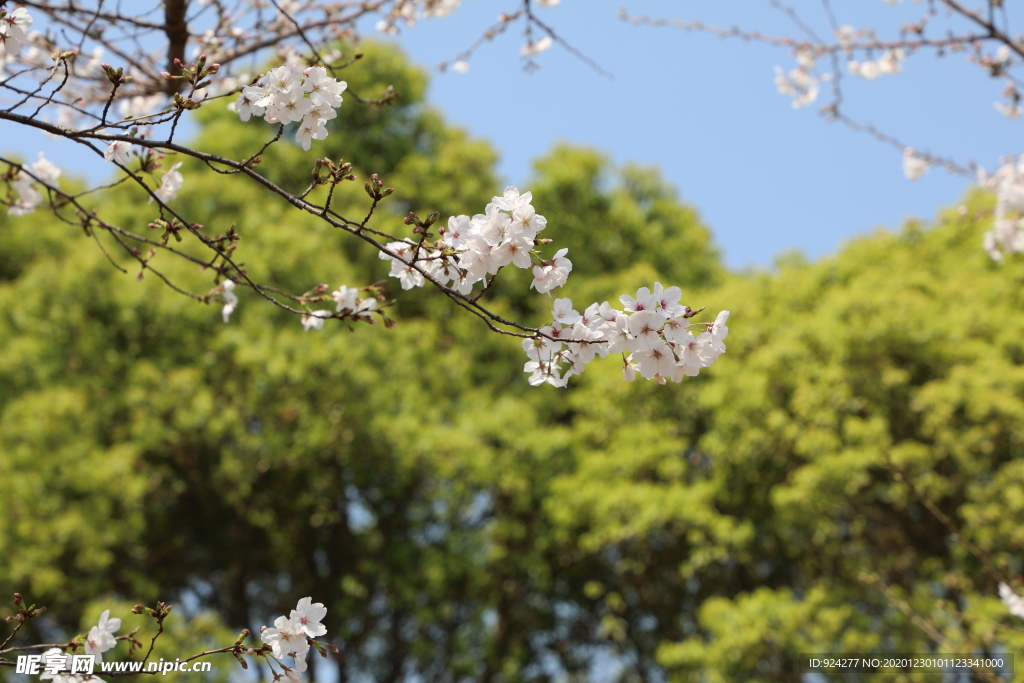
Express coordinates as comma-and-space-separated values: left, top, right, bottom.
492, 186, 533, 213
0, 6, 31, 56
774, 64, 819, 109
31, 152, 60, 186
980, 155, 1024, 261
290, 597, 327, 638
8, 171, 40, 216
234, 64, 346, 150
301, 310, 331, 331
902, 149, 929, 181
221, 280, 238, 323
104, 141, 132, 166
1000, 582, 1024, 619
521, 36, 553, 58
261, 615, 310, 672
552, 298, 580, 325
84, 609, 120, 662
39, 649, 83, 683
530, 248, 572, 294
153, 162, 183, 204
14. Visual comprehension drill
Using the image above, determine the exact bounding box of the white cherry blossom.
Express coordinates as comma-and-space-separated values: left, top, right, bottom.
153, 162, 183, 203
104, 141, 132, 166
1000, 582, 1024, 619
301, 310, 331, 331
290, 597, 327, 638
222, 280, 238, 323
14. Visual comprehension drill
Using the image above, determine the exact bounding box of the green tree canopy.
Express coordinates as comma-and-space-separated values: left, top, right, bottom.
0, 40, 724, 683
3, 35, 1023, 683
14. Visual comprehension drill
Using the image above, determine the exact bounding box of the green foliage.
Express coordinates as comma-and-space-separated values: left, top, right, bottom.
3, 39, 1024, 683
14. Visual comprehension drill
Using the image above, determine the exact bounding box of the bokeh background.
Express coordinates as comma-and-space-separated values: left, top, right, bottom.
3, 3, 1024, 682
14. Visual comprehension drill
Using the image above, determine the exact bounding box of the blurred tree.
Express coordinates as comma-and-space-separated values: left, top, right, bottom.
7, 28, 1024, 683
0, 40, 722, 683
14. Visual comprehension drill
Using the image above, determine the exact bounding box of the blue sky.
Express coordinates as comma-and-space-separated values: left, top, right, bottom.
7, 1, 1018, 269
383, 1, 1018, 269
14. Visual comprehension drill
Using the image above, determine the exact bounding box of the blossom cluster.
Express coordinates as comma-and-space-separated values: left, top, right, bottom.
847, 47, 904, 80
220, 279, 378, 332
979, 155, 1024, 261
773, 30, 905, 109
11, 599, 329, 683
378, 186, 569, 296
260, 597, 328, 679
298, 284, 377, 330
232, 65, 347, 151
0, 7, 33, 56
8, 152, 61, 216
902, 148, 929, 181
37, 609, 121, 683
524, 288, 729, 387
373, 188, 728, 388
376, 0, 461, 34
774, 51, 819, 109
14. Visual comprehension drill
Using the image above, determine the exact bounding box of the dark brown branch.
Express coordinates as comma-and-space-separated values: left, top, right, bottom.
163, 0, 190, 95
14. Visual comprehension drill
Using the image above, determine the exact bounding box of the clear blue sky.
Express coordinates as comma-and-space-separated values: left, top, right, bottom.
8, 1, 1017, 269
383, 1, 1017, 269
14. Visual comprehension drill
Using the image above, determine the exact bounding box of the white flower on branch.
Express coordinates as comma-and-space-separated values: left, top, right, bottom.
9, 171, 40, 216
521, 36, 553, 58
552, 298, 580, 325
994, 101, 1022, 119
848, 49, 904, 80
30, 152, 60, 186
301, 310, 331, 331
262, 597, 327, 674
234, 64, 346, 151
530, 248, 572, 294
221, 280, 238, 323
902, 148, 929, 181
84, 609, 121, 662
152, 162, 183, 204
980, 156, 1024, 261
0, 7, 32, 56
1000, 582, 1024, 619
290, 597, 328, 638
104, 141, 132, 166
774, 65, 819, 108
521, 279, 729, 387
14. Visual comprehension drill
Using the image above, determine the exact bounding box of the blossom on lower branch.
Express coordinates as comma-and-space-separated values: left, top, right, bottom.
1000, 582, 1024, 619
524, 290, 729, 387
35, 609, 121, 683
261, 597, 329, 678
301, 310, 332, 331
7, 152, 61, 216
221, 280, 238, 323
